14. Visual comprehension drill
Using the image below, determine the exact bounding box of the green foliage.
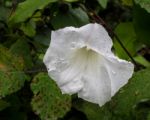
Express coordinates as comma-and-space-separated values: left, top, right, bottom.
64, 0, 79, 2
0, 71, 27, 98
147, 112, 150, 120
9, 0, 58, 24
121, 0, 133, 6
75, 69, 150, 120
0, 99, 10, 111
97, 0, 108, 8
111, 68, 150, 119
114, 22, 138, 59
31, 73, 71, 120
34, 28, 51, 47
0, 46, 27, 98
0, 95, 28, 120
0, 6, 9, 21
20, 20, 36, 37
74, 100, 113, 120
133, 5, 150, 46
134, 0, 150, 13
134, 55, 150, 67
0, 45, 24, 70
51, 7, 89, 29
10, 39, 33, 69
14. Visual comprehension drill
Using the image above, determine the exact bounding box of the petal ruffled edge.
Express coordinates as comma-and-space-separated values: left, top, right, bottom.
43, 26, 86, 90
77, 50, 112, 106
103, 55, 134, 96
78, 23, 113, 55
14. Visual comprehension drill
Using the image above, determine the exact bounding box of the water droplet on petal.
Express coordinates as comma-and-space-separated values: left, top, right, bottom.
71, 42, 76, 49
112, 71, 116, 75
48, 67, 55, 71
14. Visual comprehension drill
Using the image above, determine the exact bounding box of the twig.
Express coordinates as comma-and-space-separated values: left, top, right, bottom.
8, 0, 18, 18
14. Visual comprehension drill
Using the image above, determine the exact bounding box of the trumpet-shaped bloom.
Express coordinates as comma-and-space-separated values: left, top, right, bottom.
43, 23, 134, 106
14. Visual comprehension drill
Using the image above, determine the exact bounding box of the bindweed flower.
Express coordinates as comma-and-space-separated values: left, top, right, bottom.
43, 23, 134, 106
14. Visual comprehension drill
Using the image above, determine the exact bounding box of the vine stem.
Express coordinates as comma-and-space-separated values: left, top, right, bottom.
8, 0, 18, 18
79, 4, 137, 66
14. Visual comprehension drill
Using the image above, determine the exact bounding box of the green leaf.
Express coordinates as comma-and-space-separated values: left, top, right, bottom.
31, 73, 71, 120
0, 71, 26, 98
133, 99, 150, 120
33, 28, 51, 54
147, 111, 150, 120
0, 45, 27, 97
75, 69, 150, 120
134, 55, 150, 67
10, 39, 33, 69
0, 45, 24, 70
114, 22, 138, 59
73, 100, 113, 120
111, 68, 150, 119
51, 7, 89, 29
64, 0, 79, 2
134, 0, 150, 13
0, 6, 9, 21
9, 0, 58, 24
0, 99, 10, 111
0, 95, 27, 120
133, 5, 150, 46
34, 28, 51, 47
121, 0, 133, 6
20, 20, 36, 37
97, 0, 108, 8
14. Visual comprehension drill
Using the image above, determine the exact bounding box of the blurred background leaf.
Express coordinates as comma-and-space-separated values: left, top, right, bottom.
0, 45, 27, 98
9, 0, 58, 24
97, 0, 108, 8
134, 0, 150, 13
31, 73, 71, 120
121, 0, 133, 6
0, 99, 10, 111
20, 20, 36, 37
9, 39, 33, 69
64, 0, 79, 2
111, 68, 150, 120
0, 6, 9, 21
51, 7, 89, 29
74, 69, 150, 120
133, 5, 150, 46
114, 22, 138, 59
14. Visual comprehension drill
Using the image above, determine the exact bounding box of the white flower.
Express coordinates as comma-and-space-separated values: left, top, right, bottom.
43, 23, 134, 106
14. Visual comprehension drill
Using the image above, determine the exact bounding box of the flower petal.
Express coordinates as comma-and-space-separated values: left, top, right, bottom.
77, 50, 134, 106
43, 26, 85, 71
43, 23, 134, 106
78, 23, 113, 55
103, 55, 134, 96
43, 26, 86, 93
78, 51, 112, 106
